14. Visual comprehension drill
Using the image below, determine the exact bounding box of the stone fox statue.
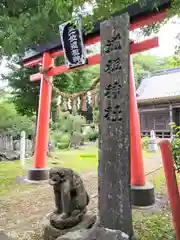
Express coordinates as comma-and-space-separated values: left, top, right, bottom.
49, 167, 90, 219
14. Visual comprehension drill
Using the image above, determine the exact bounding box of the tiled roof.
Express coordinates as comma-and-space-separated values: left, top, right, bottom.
136, 68, 180, 102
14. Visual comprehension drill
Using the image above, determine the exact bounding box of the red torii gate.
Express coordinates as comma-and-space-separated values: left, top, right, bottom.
23, 7, 167, 206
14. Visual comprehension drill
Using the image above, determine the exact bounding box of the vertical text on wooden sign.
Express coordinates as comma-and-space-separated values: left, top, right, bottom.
99, 13, 133, 237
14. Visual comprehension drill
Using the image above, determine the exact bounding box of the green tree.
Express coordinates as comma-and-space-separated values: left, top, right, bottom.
133, 54, 172, 88
0, 101, 34, 136
0, 0, 177, 57
3, 52, 173, 116
0, 0, 177, 117
2, 62, 99, 116
2, 64, 40, 116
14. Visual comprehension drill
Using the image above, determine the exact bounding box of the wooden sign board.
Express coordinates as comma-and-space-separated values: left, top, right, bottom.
59, 20, 87, 69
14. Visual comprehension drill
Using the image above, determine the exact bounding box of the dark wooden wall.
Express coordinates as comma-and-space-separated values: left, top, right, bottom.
139, 110, 170, 138
140, 111, 170, 131
137, 101, 180, 138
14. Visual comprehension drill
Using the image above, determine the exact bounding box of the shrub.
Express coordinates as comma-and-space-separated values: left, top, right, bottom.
169, 122, 180, 171
60, 133, 70, 143
70, 131, 84, 148
85, 128, 99, 142
51, 111, 86, 134
171, 138, 180, 171
141, 136, 150, 151
50, 112, 86, 148
83, 126, 93, 140
88, 130, 98, 141
57, 142, 70, 149
50, 131, 70, 150
82, 125, 97, 142
93, 108, 99, 123
50, 131, 63, 143
57, 134, 70, 149
72, 115, 85, 133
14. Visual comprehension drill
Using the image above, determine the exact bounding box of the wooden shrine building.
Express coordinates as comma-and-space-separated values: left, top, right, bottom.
137, 68, 180, 138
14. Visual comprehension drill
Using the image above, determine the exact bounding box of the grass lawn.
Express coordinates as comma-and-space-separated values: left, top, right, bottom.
0, 146, 156, 196
0, 161, 25, 196
133, 167, 180, 240
0, 146, 98, 196
134, 210, 175, 240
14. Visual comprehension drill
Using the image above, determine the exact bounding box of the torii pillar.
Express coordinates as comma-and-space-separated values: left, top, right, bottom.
27, 52, 53, 182
130, 56, 155, 206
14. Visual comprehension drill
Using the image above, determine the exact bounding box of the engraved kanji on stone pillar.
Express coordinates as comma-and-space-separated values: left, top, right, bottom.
99, 13, 133, 237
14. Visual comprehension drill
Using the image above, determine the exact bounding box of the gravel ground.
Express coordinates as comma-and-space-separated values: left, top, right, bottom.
0, 153, 166, 239
0, 172, 98, 239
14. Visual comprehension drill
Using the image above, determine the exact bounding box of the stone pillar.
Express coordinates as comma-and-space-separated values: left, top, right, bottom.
20, 131, 26, 169
98, 13, 133, 237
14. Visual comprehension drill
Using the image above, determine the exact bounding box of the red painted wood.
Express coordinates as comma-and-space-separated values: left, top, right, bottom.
30, 54, 101, 81
130, 56, 145, 186
33, 53, 53, 168
159, 140, 180, 240
30, 73, 41, 82
30, 37, 159, 81
24, 10, 166, 68
130, 37, 159, 54
23, 58, 43, 68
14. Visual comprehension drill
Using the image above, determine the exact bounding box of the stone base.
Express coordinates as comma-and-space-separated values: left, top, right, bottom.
27, 168, 49, 183
0, 232, 16, 240
81, 226, 132, 240
56, 229, 87, 240
131, 182, 155, 207
43, 213, 96, 240
50, 209, 87, 230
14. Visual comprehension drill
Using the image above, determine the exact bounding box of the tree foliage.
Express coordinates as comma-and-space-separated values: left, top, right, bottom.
133, 54, 172, 87
0, 101, 34, 136
0, 0, 140, 56
0, 0, 73, 55
2, 61, 99, 116
3, 66, 40, 116
170, 122, 180, 172
0, 0, 177, 57
0, 0, 178, 117
50, 111, 86, 149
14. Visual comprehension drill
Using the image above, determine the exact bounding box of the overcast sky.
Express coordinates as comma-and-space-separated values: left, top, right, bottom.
145, 18, 179, 57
